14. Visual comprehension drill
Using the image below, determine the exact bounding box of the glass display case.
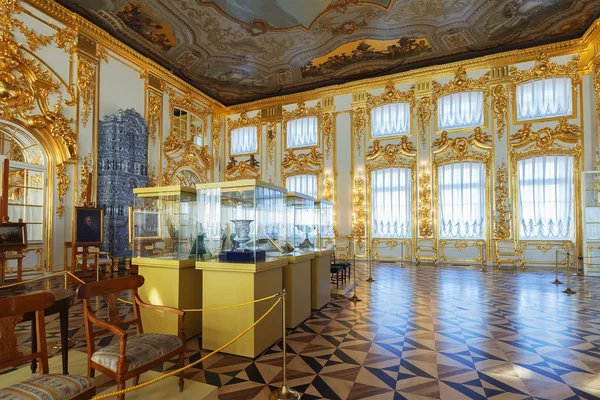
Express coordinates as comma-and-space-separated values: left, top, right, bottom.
195, 180, 287, 264
315, 199, 334, 251
286, 192, 316, 256
583, 171, 600, 275
131, 186, 196, 261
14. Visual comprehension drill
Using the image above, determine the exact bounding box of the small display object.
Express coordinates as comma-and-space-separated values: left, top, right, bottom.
195, 179, 287, 264
286, 192, 316, 256
132, 186, 196, 260
0, 222, 27, 250
74, 207, 104, 245
315, 199, 334, 251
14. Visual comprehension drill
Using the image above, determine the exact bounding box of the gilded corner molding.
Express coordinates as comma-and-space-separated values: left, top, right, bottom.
491, 84, 508, 140
56, 162, 69, 219
77, 57, 95, 128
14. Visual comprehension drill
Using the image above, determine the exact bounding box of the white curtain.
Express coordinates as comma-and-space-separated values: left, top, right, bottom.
287, 117, 318, 148
516, 77, 572, 121
371, 167, 411, 238
231, 126, 257, 155
518, 155, 574, 239
438, 162, 486, 238
286, 174, 317, 198
438, 91, 484, 130
371, 102, 410, 138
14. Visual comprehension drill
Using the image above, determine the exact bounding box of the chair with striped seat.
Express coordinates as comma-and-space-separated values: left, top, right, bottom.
0, 292, 95, 400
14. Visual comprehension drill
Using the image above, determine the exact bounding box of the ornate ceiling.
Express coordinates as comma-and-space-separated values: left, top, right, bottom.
55, 0, 599, 105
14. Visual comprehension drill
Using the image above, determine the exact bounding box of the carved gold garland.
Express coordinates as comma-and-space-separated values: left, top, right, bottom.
417, 97, 431, 147
494, 162, 510, 239
322, 112, 333, 158
352, 106, 366, 155
366, 136, 417, 168
56, 162, 68, 218
510, 118, 581, 149
351, 174, 366, 249
418, 171, 433, 237
0, 0, 77, 162
225, 154, 260, 181
266, 121, 276, 164
211, 113, 222, 166
431, 66, 490, 113
147, 90, 162, 145
432, 127, 492, 160
323, 174, 333, 201
281, 148, 323, 181
491, 84, 508, 140
12, 11, 76, 54
78, 153, 92, 206
77, 57, 95, 128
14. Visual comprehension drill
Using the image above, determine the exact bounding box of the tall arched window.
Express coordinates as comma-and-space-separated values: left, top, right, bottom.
371, 167, 412, 238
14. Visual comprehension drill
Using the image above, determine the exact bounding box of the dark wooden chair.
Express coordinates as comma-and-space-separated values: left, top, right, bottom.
0, 292, 95, 400
76, 275, 186, 400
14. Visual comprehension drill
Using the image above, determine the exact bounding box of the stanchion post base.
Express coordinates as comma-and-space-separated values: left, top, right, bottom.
562, 288, 577, 295
366, 277, 375, 282
51, 338, 79, 350
551, 279, 563, 285
574, 272, 584, 276
480, 267, 487, 272
348, 295, 362, 302
269, 386, 301, 400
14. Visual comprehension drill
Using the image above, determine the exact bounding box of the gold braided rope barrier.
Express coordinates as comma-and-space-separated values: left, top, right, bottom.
92, 296, 282, 400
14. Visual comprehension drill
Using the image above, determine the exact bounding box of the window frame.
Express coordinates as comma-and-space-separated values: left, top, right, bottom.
284, 172, 319, 199
227, 112, 261, 158
366, 82, 415, 142
369, 166, 413, 239
284, 116, 320, 150
513, 77, 577, 124
435, 90, 486, 132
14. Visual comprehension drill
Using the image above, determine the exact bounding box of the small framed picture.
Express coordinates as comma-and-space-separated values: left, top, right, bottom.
133, 211, 161, 239
74, 207, 104, 245
0, 222, 27, 250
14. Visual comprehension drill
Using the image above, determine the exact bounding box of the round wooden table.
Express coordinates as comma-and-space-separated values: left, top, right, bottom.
0, 287, 75, 374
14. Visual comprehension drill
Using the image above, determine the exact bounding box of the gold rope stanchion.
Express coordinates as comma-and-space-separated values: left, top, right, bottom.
270, 289, 300, 400
348, 250, 362, 302
93, 296, 282, 400
552, 250, 563, 285
575, 256, 584, 276
480, 242, 487, 272
181, 293, 279, 312
366, 245, 374, 283
0, 271, 66, 289
563, 251, 576, 295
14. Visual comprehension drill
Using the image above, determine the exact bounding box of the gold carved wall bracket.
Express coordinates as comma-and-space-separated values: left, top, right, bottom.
510, 118, 581, 149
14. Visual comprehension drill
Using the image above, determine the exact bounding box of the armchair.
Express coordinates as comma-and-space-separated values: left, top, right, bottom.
76, 275, 186, 400
415, 238, 437, 266
495, 240, 524, 271
0, 292, 95, 400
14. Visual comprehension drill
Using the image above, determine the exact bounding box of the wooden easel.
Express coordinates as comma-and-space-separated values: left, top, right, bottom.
0, 159, 26, 285
69, 172, 98, 275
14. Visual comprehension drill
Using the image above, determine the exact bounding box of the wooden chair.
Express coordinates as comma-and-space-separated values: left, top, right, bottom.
331, 237, 351, 285
415, 238, 437, 266
76, 275, 186, 400
0, 292, 95, 400
495, 240, 524, 271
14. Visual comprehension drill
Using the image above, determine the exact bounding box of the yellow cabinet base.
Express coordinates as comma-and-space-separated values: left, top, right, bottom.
200, 263, 283, 359
311, 250, 333, 310
135, 258, 202, 338
284, 254, 313, 329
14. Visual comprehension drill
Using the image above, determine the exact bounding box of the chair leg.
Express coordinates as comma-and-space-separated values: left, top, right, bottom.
133, 375, 139, 386
179, 352, 185, 392
88, 364, 95, 378
117, 382, 126, 400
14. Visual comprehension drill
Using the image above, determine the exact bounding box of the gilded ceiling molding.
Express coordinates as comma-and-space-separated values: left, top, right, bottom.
365, 137, 416, 170
0, 0, 77, 162
352, 106, 366, 155
146, 90, 162, 145
431, 66, 490, 109
282, 100, 323, 150
266, 121, 276, 165
417, 97, 431, 148
494, 162, 511, 239
77, 57, 95, 128
281, 148, 323, 180
510, 118, 581, 149
491, 84, 508, 140
418, 171, 433, 238
225, 155, 260, 181
227, 111, 261, 154
55, 163, 69, 219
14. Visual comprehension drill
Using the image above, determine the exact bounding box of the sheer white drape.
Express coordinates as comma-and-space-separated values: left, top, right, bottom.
517, 155, 574, 239
230, 126, 257, 155
371, 167, 411, 238
286, 117, 318, 148
371, 102, 410, 138
286, 174, 317, 198
438, 162, 486, 238
438, 91, 484, 130
516, 77, 572, 121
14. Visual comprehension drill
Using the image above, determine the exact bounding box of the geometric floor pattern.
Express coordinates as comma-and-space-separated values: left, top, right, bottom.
3, 262, 600, 399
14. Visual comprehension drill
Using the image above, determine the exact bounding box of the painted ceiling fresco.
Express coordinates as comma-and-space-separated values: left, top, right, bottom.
55, 0, 600, 105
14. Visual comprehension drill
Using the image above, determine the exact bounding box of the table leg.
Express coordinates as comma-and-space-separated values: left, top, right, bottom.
60, 304, 69, 374
30, 317, 37, 374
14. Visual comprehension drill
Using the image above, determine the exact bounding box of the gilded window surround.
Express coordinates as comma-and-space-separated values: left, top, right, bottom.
509, 53, 580, 126
281, 148, 323, 183
225, 155, 260, 181
227, 111, 261, 158
365, 82, 416, 141
431, 67, 490, 134
282, 101, 323, 152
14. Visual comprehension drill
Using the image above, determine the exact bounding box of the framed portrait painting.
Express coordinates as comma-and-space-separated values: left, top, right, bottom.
0, 222, 27, 250
74, 207, 104, 245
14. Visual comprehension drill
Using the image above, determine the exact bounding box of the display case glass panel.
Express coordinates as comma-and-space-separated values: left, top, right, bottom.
583, 171, 600, 240
196, 180, 287, 264
315, 199, 334, 251
286, 192, 316, 256
132, 186, 196, 260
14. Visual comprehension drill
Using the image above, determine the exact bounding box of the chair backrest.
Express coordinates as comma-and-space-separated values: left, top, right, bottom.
0, 292, 55, 373
334, 237, 350, 262
495, 240, 516, 256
